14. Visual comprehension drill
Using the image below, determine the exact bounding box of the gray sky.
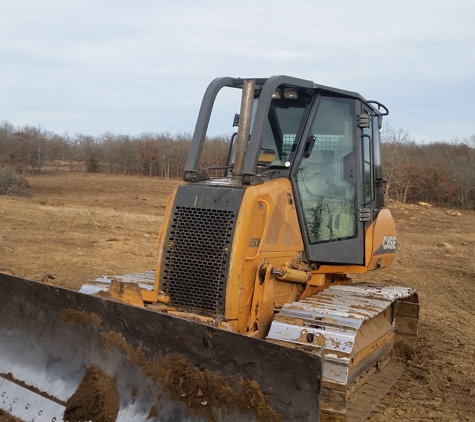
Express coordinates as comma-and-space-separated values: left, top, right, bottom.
1, 0, 474, 143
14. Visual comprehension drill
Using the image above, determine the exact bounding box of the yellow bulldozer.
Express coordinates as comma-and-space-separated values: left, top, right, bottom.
0, 76, 419, 422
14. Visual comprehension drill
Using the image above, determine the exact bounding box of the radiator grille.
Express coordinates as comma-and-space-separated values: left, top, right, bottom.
162, 206, 235, 314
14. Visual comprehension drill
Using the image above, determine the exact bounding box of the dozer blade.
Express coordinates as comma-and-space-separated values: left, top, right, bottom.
0, 273, 323, 422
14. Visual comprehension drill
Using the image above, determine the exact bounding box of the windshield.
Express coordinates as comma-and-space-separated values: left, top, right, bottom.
260, 96, 311, 167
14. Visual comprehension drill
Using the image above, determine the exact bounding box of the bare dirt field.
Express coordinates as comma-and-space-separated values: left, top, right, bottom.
1, 172, 474, 421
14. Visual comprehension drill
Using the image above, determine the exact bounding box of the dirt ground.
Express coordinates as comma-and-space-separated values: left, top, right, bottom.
1, 172, 474, 421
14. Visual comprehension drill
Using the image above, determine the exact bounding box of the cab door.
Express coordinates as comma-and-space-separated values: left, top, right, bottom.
291, 95, 370, 265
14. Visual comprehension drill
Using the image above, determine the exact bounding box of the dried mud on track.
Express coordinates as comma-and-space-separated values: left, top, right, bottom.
1, 172, 474, 421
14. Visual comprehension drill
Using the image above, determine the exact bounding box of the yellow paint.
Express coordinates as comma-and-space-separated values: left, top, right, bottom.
148, 177, 399, 338
367, 208, 397, 269
225, 178, 305, 332
140, 289, 158, 303
153, 185, 181, 293
110, 280, 145, 307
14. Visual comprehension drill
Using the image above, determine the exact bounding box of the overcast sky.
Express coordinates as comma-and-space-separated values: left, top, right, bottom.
1, 1, 474, 143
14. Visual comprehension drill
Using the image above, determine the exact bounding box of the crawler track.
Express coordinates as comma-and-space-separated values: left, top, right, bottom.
267, 283, 419, 422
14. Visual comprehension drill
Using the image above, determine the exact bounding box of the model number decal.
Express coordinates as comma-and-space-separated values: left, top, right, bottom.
248, 238, 261, 248
382, 235, 397, 250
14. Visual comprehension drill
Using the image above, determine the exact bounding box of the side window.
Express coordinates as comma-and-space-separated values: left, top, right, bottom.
295, 97, 357, 244
362, 117, 373, 204
372, 116, 385, 207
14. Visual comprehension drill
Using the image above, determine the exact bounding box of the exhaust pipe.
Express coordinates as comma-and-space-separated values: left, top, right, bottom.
231, 79, 255, 180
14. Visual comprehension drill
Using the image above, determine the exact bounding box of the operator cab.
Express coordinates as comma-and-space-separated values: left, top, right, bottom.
184, 76, 388, 266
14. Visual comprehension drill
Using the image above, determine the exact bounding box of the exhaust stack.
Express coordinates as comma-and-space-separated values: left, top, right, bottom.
231, 79, 255, 180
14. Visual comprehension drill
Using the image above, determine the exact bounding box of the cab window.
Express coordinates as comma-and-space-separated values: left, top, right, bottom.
295, 97, 357, 244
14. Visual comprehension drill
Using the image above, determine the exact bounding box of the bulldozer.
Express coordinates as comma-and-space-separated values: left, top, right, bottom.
0, 76, 419, 422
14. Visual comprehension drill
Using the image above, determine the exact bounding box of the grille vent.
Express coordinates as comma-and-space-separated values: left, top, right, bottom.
162, 206, 235, 315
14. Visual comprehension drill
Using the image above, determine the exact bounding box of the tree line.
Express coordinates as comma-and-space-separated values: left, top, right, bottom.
0, 121, 230, 179
381, 126, 475, 209
1, 120, 474, 208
